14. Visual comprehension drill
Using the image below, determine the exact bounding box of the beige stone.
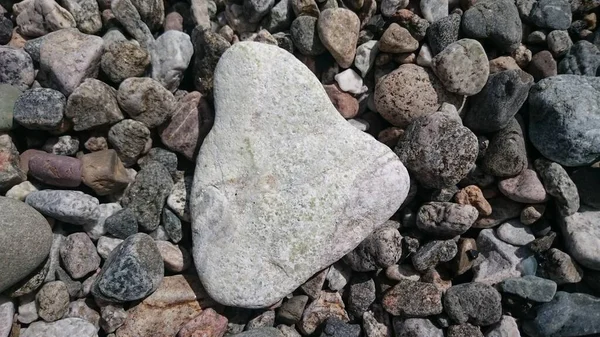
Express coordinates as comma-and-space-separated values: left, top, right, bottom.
81, 149, 131, 196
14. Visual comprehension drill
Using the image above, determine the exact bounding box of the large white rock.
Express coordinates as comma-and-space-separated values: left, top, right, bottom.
562, 207, 600, 271
191, 41, 410, 308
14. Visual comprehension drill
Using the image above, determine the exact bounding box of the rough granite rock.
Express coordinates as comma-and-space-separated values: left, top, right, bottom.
92, 233, 163, 302
444, 282, 503, 326
0, 46, 35, 89
26, 190, 100, 226
381, 279, 443, 317
0, 197, 52, 293
117, 77, 176, 129
396, 109, 478, 189
461, 0, 522, 51
317, 8, 360, 68
529, 75, 600, 167
558, 40, 600, 76
416, 202, 479, 238
66, 78, 123, 131
60, 0, 102, 34
343, 223, 402, 271
535, 158, 580, 216
191, 42, 409, 308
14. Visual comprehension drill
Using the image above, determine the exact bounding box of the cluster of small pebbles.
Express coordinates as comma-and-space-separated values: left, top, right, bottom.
0, 0, 600, 336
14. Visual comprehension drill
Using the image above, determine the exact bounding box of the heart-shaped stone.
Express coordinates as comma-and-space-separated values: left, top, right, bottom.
191, 41, 410, 308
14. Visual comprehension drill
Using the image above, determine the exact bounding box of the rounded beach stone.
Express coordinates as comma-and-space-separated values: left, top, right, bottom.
444, 282, 502, 326
66, 78, 124, 131
431, 38, 489, 96
461, 0, 522, 52
0, 46, 35, 89
28, 153, 82, 188
561, 207, 600, 271
0, 197, 52, 293
191, 42, 409, 308
324, 84, 359, 119
92, 233, 163, 302
529, 75, 600, 167
150, 30, 194, 91
379, 23, 418, 53
416, 202, 479, 238
535, 158, 580, 216
21, 317, 97, 337
411, 239, 458, 271
343, 223, 402, 271
290, 16, 325, 55
382, 279, 443, 317
117, 77, 176, 128
81, 149, 132, 196
13, 88, 66, 131
317, 8, 360, 68
428, 13, 460, 56
36, 281, 70, 322
498, 169, 548, 203
528, 50, 557, 81
481, 118, 527, 177
558, 40, 600, 76
108, 119, 152, 167
60, 232, 101, 279
463, 69, 534, 133
496, 219, 536, 246
499, 275, 557, 303
530, 0, 572, 30
26, 190, 100, 226
101, 41, 150, 83
374, 64, 461, 127
395, 110, 478, 189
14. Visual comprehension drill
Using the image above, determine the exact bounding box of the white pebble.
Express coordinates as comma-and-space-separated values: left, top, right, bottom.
5, 181, 39, 201
417, 43, 433, 68
334, 69, 364, 94
96, 236, 124, 259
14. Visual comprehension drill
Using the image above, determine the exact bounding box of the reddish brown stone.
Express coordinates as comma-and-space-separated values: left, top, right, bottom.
454, 185, 492, 216
527, 51, 557, 82
377, 127, 404, 148
81, 149, 131, 195
323, 84, 359, 119
177, 308, 228, 337
28, 152, 82, 187
159, 92, 214, 161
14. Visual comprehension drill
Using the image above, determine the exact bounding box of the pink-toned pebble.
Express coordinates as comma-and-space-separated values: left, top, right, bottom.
28, 152, 82, 187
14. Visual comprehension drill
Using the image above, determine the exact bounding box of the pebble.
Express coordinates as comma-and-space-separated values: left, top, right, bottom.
178, 308, 228, 337
101, 40, 150, 83
13, 88, 66, 131
452, 238, 477, 276
61, 0, 102, 34
375, 64, 460, 127
66, 79, 123, 131
21, 317, 97, 337
535, 158, 580, 216
159, 91, 213, 160
26, 190, 100, 226
561, 207, 600, 270
278, 295, 309, 324
489, 56, 520, 73
382, 279, 443, 317
42, 135, 79, 156
547, 30, 572, 57
333, 68, 364, 94
499, 275, 557, 302
290, 15, 326, 56
111, 0, 154, 50
233, 328, 284, 337
300, 269, 327, 300
428, 13, 460, 55
108, 119, 152, 167
104, 208, 138, 239
394, 318, 443, 337
0, 296, 14, 337
60, 232, 101, 279
84, 136, 108, 152
558, 40, 600, 76
354, 40, 378, 77
420, 0, 447, 22
81, 149, 131, 196
530, 0, 572, 30
84, 203, 122, 240
454, 185, 492, 216
473, 229, 531, 284
28, 153, 82, 188
343, 223, 402, 271
416, 202, 479, 238
0, 46, 35, 89
444, 282, 502, 326
464, 69, 533, 133
92, 233, 163, 302
0, 197, 52, 293
0, 135, 26, 192
155, 240, 191, 272
324, 84, 359, 119
496, 219, 536, 246
121, 161, 173, 232
396, 109, 478, 189
65, 300, 100, 329
16, 0, 76, 38
117, 77, 176, 128
0, 84, 21, 131
262, 0, 293, 32
485, 316, 520, 337
37, 28, 104, 95
6, 181, 39, 201
18, 293, 39, 324
431, 38, 489, 96
461, 0, 522, 51
482, 118, 527, 177
192, 28, 231, 97
412, 239, 458, 271
523, 292, 600, 337
380, 0, 408, 17
318, 9, 360, 68
96, 236, 123, 259
298, 291, 348, 335
36, 281, 70, 322
379, 23, 418, 53
527, 50, 557, 81
192, 42, 409, 308
498, 169, 548, 203
326, 262, 352, 291
539, 248, 584, 285
167, 175, 192, 222
318, 317, 360, 337
447, 323, 483, 337
151, 30, 194, 91
246, 310, 275, 330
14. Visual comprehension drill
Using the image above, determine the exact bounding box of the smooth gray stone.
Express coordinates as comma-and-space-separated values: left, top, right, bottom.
26, 190, 100, 226
561, 207, 600, 271
499, 275, 557, 302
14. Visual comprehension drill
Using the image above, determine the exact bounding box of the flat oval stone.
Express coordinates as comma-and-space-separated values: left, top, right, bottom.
191, 41, 410, 308
0, 197, 52, 293
26, 190, 100, 226
28, 152, 82, 188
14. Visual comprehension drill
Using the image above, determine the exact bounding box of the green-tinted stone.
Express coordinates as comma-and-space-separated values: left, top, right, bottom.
0, 84, 21, 131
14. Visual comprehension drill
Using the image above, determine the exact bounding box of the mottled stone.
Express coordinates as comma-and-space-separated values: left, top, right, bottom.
61, 0, 102, 34
66, 78, 123, 131
343, 223, 402, 271
539, 248, 584, 285
499, 275, 557, 302
317, 8, 360, 68
535, 158, 580, 216
444, 282, 502, 326
21, 317, 97, 337
0, 46, 35, 89
482, 118, 527, 177
36, 281, 70, 322
13, 88, 66, 131
101, 41, 150, 83
92, 233, 163, 302
60, 232, 101, 279
382, 279, 443, 317
530, 0, 572, 30
192, 28, 231, 97
151, 30, 194, 91
412, 239, 458, 271
298, 292, 348, 335
117, 77, 176, 128
379, 23, 418, 53
178, 308, 228, 337
417, 202, 478, 238
0, 135, 26, 192
454, 185, 492, 216
110, 0, 154, 49
26, 190, 99, 226
0, 197, 52, 293
108, 119, 152, 167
